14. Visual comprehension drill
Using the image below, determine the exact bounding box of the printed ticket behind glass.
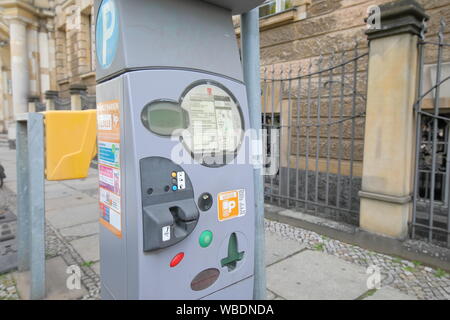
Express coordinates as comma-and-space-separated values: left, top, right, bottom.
95, 0, 264, 299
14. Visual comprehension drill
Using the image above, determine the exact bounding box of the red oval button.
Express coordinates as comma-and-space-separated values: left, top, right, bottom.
170, 252, 185, 268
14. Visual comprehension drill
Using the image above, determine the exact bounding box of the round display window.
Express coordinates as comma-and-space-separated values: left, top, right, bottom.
180, 81, 244, 167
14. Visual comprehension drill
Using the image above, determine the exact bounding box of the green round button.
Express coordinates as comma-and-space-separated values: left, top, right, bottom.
199, 230, 213, 248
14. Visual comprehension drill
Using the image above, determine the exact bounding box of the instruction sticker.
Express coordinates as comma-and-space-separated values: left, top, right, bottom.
162, 226, 171, 242
218, 189, 246, 222
97, 100, 122, 238
98, 141, 120, 168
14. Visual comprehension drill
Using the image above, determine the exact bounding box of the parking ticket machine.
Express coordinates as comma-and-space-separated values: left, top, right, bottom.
95, 0, 264, 299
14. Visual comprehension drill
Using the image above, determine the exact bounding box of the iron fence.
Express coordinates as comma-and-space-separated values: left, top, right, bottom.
262, 43, 368, 226
412, 19, 450, 248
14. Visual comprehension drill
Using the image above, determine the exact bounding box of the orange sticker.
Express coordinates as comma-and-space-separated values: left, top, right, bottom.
218, 189, 246, 222
97, 100, 120, 143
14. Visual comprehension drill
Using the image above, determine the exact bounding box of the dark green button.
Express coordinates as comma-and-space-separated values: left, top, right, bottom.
199, 230, 213, 248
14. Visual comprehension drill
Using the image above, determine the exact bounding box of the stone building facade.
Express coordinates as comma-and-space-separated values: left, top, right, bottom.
0, 15, 12, 134
0, 0, 96, 137
0, 0, 448, 135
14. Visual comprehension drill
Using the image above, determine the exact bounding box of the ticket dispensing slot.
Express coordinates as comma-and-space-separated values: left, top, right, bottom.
140, 157, 199, 252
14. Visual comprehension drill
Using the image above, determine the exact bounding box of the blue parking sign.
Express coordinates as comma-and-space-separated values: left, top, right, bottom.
96, 0, 119, 69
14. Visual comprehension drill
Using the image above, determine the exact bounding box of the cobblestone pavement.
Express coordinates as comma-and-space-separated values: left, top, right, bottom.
0, 218, 100, 300
0, 234, 99, 300
265, 219, 450, 300
0, 185, 18, 300
0, 273, 18, 300
46, 223, 100, 300
0, 179, 100, 300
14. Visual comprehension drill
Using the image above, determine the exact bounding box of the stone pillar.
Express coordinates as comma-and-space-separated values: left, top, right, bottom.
47, 26, 57, 91
69, 84, 87, 111
0, 55, 5, 133
7, 18, 29, 147
27, 95, 40, 113
10, 18, 29, 116
27, 25, 40, 98
45, 90, 58, 111
359, 0, 428, 239
38, 23, 50, 97
2, 70, 12, 134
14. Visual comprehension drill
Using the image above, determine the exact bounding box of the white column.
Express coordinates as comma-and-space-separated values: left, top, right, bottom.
38, 26, 50, 96
10, 18, 29, 117
27, 25, 39, 98
3, 71, 11, 126
0, 56, 5, 133
47, 29, 57, 90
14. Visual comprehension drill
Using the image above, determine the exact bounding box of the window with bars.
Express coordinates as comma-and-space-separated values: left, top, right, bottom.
418, 116, 449, 204
262, 113, 281, 171
259, 0, 293, 18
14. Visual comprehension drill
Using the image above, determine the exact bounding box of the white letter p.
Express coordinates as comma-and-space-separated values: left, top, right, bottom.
102, 1, 116, 66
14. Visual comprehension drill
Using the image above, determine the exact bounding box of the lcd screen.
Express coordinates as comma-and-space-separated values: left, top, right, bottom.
141, 100, 186, 136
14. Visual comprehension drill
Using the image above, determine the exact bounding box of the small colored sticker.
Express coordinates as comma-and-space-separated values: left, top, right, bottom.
177, 172, 186, 190
162, 226, 171, 242
217, 189, 246, 222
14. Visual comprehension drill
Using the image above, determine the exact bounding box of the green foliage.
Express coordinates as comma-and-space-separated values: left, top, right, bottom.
412, 261, 422, 268
366, 289, 377, 297
403, 266, 415, 273
82, 261, 95, 268
435, 269, 448, 278
314, 243, 325, 252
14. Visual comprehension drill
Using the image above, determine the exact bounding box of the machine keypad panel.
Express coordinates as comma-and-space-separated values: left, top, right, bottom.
140, 157, 199, 251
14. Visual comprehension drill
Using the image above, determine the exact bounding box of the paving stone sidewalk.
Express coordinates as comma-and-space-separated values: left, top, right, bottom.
0, 142, 100, 300
265, 218, 450, 300
1, 139, 449, 300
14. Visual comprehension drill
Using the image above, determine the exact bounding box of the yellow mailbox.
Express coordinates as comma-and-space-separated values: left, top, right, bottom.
44, 110, 97, 181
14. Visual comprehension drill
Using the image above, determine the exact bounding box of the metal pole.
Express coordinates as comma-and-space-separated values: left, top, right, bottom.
16, 117, 30, 272
28, 113, 45, 300
241, 8, 266, 300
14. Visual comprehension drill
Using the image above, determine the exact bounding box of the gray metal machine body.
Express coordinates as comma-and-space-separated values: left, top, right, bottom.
95, 0, 263, 299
